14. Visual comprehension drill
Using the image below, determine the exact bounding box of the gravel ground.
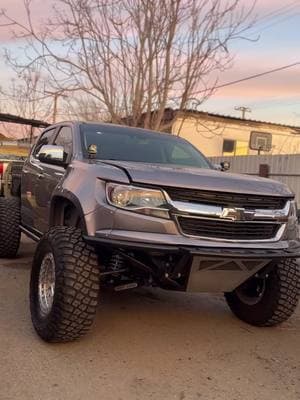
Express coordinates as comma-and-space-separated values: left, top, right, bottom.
0, 236, 299, 400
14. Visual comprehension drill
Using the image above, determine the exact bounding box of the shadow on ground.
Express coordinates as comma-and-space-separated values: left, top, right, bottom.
0, 236, 299, 400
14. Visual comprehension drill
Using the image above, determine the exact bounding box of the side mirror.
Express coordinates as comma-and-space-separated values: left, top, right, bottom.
38, 145, 67, 166
213, 163, 222, 171
220, 161, 230, 171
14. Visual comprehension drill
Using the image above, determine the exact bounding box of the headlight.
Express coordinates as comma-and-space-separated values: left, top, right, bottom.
106, 183, 170, 219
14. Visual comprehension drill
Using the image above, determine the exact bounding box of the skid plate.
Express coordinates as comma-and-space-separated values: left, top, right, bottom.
186, 257, 271, 292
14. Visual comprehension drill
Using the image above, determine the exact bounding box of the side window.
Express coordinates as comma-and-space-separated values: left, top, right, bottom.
222, 139, 248, 156
54, 127, 73, 159
33, 128, 57, 157
222, 139, 235, 156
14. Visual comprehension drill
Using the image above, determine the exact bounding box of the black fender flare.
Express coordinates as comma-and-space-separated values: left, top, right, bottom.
49, 190, 87, 234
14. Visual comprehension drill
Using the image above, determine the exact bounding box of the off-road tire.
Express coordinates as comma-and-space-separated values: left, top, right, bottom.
0, 196, 21, 258
10, 161, 23, 197
225, 258, 300, 326
30, 226, 100, 342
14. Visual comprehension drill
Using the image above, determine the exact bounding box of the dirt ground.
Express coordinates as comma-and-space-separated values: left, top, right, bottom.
0, 236, 299, 400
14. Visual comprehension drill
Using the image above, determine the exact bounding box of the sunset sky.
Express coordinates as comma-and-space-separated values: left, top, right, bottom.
0, 0, 299, 127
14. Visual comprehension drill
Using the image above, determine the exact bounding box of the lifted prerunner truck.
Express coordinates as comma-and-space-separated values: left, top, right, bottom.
0, 122, 299, 342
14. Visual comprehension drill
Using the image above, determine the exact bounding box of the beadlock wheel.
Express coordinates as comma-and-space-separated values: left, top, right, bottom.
30, 227, 100, 342
38, 253, 56, 317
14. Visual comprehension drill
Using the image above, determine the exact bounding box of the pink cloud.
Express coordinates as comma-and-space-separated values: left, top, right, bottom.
254, 0, 297, 11
213, 65, 300, 99
0, 0, 292, 42
0, 0, 52, 41
1, 0, 298, 125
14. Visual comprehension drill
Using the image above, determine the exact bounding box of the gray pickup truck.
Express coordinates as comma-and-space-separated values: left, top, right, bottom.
0, 122, 299, 343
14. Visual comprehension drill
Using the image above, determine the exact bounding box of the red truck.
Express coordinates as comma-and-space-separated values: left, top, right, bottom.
0, 157, 25, 197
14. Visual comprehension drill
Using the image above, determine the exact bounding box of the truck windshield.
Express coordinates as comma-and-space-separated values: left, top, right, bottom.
80, 124, 211, 169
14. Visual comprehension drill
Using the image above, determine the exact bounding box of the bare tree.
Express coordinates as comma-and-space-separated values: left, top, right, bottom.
63, 94, 111, 122
0, 0, 256, 131
0, 66, 53, 138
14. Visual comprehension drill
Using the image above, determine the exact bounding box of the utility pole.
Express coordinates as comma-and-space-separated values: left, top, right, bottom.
44, 90, 67, 123
234, 106, 251, 119
52, 93, 59, 124
29, 125, 34, 145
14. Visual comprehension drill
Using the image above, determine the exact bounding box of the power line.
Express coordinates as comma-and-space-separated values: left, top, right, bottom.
250, 12, 300, 36
241, 1, 300, 39
3, 61, 299, 122
254, 1, 300, 24
26, 62, 300, 121
187, 61, 300, 97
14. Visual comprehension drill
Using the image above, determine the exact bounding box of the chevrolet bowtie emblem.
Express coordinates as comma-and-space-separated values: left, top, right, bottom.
221, 207, 255, 221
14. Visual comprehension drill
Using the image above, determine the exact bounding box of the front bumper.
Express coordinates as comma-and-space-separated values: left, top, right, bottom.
84, 230, 300, 259
83, 232, 300, 292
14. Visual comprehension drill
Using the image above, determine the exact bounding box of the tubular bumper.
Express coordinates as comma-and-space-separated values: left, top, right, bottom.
83, 233, 300, 259
83, 233, 300, 292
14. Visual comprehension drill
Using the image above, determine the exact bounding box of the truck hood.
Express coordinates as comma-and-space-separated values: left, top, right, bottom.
100, 161, 293, 198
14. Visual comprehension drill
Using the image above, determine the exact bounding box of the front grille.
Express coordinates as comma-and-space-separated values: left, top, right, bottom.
177, 216, 280, 240
164, 187, 287, 210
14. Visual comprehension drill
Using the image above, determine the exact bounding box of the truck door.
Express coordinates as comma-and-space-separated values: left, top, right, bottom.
34, 126, 73, 233
21, 127, 58, 233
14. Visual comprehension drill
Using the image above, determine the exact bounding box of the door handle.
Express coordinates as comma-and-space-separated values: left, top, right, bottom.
38, 173, 44, 179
